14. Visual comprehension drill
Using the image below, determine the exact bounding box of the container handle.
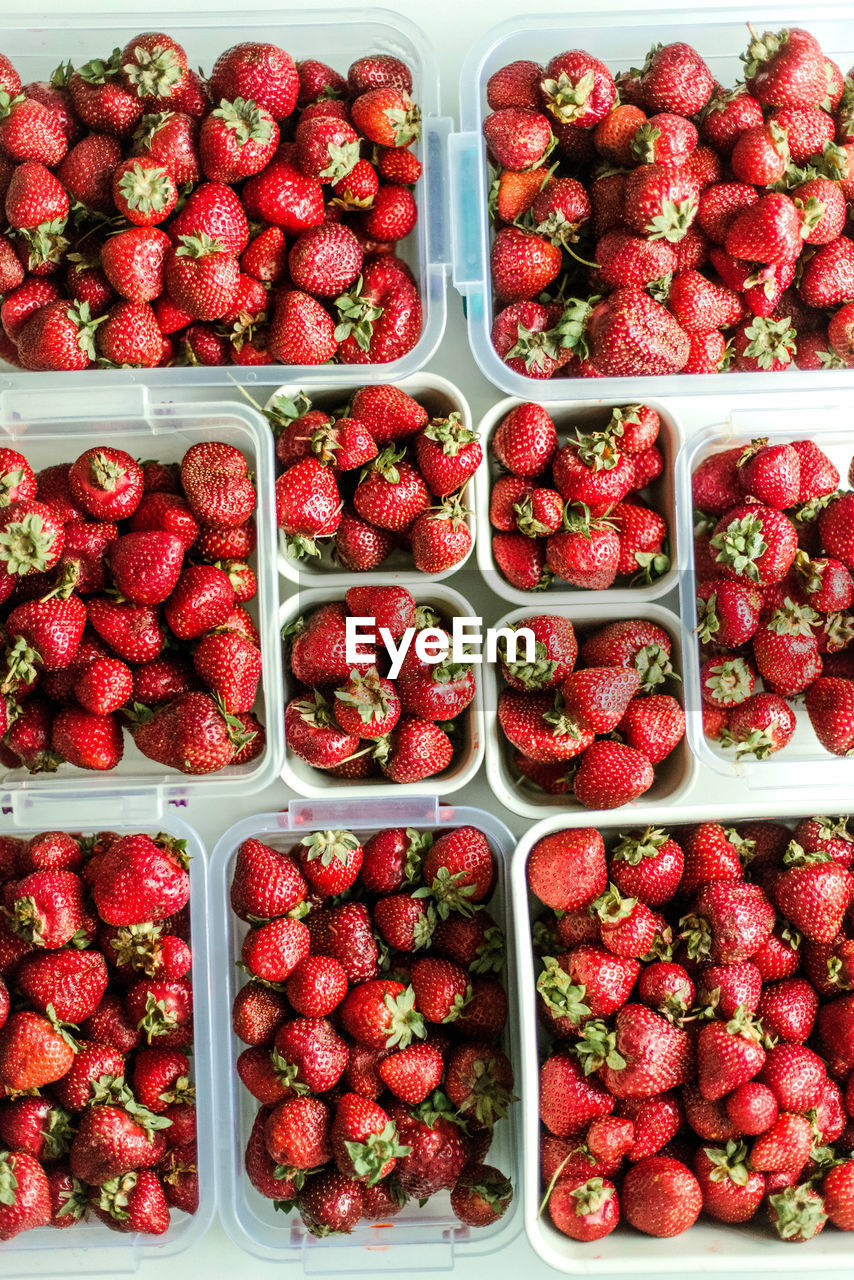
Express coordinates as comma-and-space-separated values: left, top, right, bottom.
286, 796, 440, 831
425, 115, 452, 268
448, 130, 487, 296
3, 788, 163, 829
0, 383, 149, 432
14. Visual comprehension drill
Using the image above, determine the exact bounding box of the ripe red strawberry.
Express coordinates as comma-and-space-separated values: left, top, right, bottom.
682, 881, 775, 964
296, 828, 363, 897
573, 740, 654, 810
230, 838, 306, 923
377, 717, 454, 785
581, 288, 689, 377
268, 289, 337, 364
0, 497, 65, 579
209, 42, 298, 121
617, 695, 685, 765
622, 1155, 703, 1237
492, 531, 550, 589
0, 1010, 76, 1091
2, 593, 87, 693
824, 1161, 854, 1231
451, 1163, 513, 1228
0, 1151, 50, 1239
641, 42, 714, 116
92, 832, 189, 926
773, 842, 852, 941
297, 1169, 363, 1237
192, 630, 261, 715
721, 693, 797, 760
498, 688, 594, 764
668, 270, 743, 333
133, 690, 249, 774
335, 257, 422, 364
100, 227, 172, 304
132, 109, 200, 185
561, 667, 641, 734
199, 97, 278, 184
285, 957, 348, 1020
743, 27, 828, 109
16, 299, 106, 372
331, 1093, 408, 1184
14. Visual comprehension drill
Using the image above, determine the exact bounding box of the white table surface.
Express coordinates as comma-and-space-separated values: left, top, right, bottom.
9, 0, 852, 1276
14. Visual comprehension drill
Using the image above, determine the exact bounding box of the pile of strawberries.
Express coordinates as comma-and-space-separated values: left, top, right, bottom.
484, 26, 854, 379
0, 35, 423, 370
231, 824, 514, 1237
0, 439, 264, 776
693, 434, 854, 758
497, 612, 685, 809
488, 401, 669, 591
284, 585, 476, 786
0, 828, 198, 1240
273, 383, 479, 574
527, 813, 854, 1243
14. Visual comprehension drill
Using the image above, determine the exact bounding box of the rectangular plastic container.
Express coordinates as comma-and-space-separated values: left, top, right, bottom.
280, 582, 485, 798
0, 9, 450, 388
209, 795, 521, 1273
511, 800, 854, 1274
676, 399, 854, 791
451, 7, 854, 400
275, 373, 477, 587
475, 395, 681, 605
0, 791, 214, 1277
0, 382, 283, 808
483, 601, 697, 819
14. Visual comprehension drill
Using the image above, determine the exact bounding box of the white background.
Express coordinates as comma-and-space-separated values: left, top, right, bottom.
7, 2, 851, 1278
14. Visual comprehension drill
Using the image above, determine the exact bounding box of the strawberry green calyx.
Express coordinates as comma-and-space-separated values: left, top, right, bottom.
270, 1047, 311, 1096
711, 514, 768, 580
158, 1074, 195, 1107
78, 47, 123, 86
725, 1003, 764, 1043
7, 894, 47, 945
263, 390, 314, 435
573, 1019, 626, 1075
212, 96, 274, 146
41, 1105, 74, 1160
88, 448, 128, 492
440, 980, 472, 1025
0, 91, 25, 121
634, 642, 678, 692
423, 412, 477, 456
634, 547, 671, 583
382, 984, 427, 1049
741, 316, 796, 370
0, 511, 60, 576
646, 198, 698, 243
0, 469, 27, 508
513, 493, 558, 538
96, 1172, 138, 1222
319, 139, 360, 184
695, 591, 722, 643
398, 827, 432, 885
55, 1174, 88, 1221
154, 833, 190, 867
344, 1120, 411, 1187
50, 60, 74, 89
592, 883, 638, 923
575, 428, 623, 472
541, 70, 596, 125
430, 654, 472, 685
413, 866, 481, 920
721, 720, 784, 760
532, 918, 558, 952
822, 611, 854, 652
769, 1182, 828, 1241
335, 668, 393, 726
472, 926, 506, 975
300, 827, 361, 867
117, 161, 174, 215
793, 194, 828, 235
17, 218, 69, 270
383, 100, 421, 147
536, 955, 591, 1024
498, 633, 558, 690
212, 695, 257, 751
414, 604, 442, 630
505, 322, 561, 372
0, 636, 41, 695
176, 232, 228, 260
123, 42, 184, 98
359, 445, 404, 486
704, 1140, 751, 1186
543, 693, 585, 741
630, 121, 662, 165
766, 596, 820, 637
465, 1170, 513, 1213
678, 911, 714, 962
814, 814, 853, 843
138, 990, 179, 1044
457, 1054, 516, 1126
412, 1088, 466, 1130
612, 826, 669, 864
334, 275, 384, 351
782, 840, 833, 867
742, 26, 792, 77
553, 296, 597, 356
703, 656, 753, 706
571, 1177, 614, 1215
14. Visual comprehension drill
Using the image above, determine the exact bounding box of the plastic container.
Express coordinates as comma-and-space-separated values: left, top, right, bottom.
676, 400, 854, 791
475, 395, 681, 605
273, 373, 477, 587
0, 382, 283, 810
0, 790, 214, 1276
280, 583, 485, 797
511, 800, 854, 1274
209, 796, 521, 1272
0, 9, 450, 389
451, 8, 854, 400
483, 601, 697, 819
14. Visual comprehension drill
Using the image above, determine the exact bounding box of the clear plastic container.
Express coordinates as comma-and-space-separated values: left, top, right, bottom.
676, 398, 854, 791
273, 373, 477, 587
280, 583, 485, 798
483, 601, 697, 819
451, 9, 854, 400
0, 791, 214, 1277
475, 395, 681, 605
209, 796, 521, 1272
511, 800, 854, 1274
0, 9, 450, 388
0, 383, 283, 810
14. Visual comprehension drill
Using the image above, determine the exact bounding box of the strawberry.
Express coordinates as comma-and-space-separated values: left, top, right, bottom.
331, 1093, 408, 1184
743, 27, 828, 109
561, 666, 641, 733
617, 695, 685, 765
3, 594, 87, 692
751, 1111, 813, 1173
693, 1141, 765, 1223
68, 52, 144, 137
547, 1175, 620, 1241
622, 1156, 703, 1237
640, 42, 714, 115
349, 385, 427, 445
349, 53, 412, 95
289, 223, 362, 298
720, 693, 797, 759
0, 498, 65, 579
824, 1161, 854, 1230
819, 493, 854, 568
681, 881, 775, 964
297, 1169, 363, 1237
297, 829, 363, 897
335, 257, 422, 364
668, 270, 743, 334
230, 837, 307, 923
491, 403, 558, 478
92, 1167, 170, 1235
209, 42, 298, 121
451, 1164, 513, 1228
589, 1003, 692, 1098
498, 688, 594, 764
234, 984, 287, 1046
351, 84, 420, 148
0, 93, 67, 165
192, 631, 261, 715
0, 1009, 76, 1091
710, 502, 798, 585
92, 832, 189, 926
199, 97, 278, 184
725, 1081, 779, 1134
169, 180, 248, 255
773, 841, 852, 941
132, 690, 250, 773
578, 288, 689, 377
268, 289, 337, 364
285, 957, 348, 1021
120, 31, 188, 101
0, 1151, 50, 1239
132, 110, 199, 185
181, 441, 254, 528
573, 741, 655, 810
87, 596, 164, 663
725, 193, 803, 264
16, 299, 104, 372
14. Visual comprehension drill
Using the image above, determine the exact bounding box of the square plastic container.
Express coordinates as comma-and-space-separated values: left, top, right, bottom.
676, 399, 854, 791
0, 790, 214, 1277
483, 601, 697, 819
0, 9, 450, 389
451, 8, 854, 400
475, 395, 681, 605
511, 800, 854, 1274
280, 582, 485, 798
274, 373, 477, 587
209, 795, 521, 1272
0, 382, 283, 809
